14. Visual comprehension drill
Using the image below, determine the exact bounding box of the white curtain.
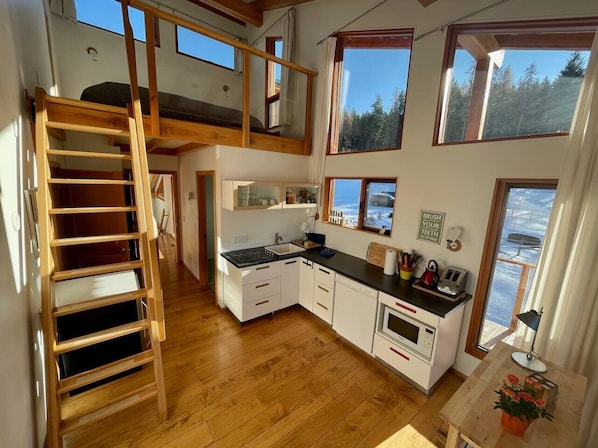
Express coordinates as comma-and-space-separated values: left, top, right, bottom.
49, 0, 76, 21
514, 32, 598, 448
280, 8, 296, 127
309, 37, 337, 205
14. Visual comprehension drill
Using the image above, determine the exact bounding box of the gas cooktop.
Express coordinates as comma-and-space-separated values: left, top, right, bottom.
222, 247, 275, 267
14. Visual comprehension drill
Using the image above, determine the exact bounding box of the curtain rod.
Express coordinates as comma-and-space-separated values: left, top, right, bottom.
317, 0, 391, 45
249, 7, 293, 47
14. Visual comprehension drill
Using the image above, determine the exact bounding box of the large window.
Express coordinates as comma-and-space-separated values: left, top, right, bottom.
436, 19, 596, 144
329, 30, 413, 153
176, 26, 235, 70
466, 179, 557, 359
265, 37, 283, 130
75, 0, 154, 42
325, 178, 397, 235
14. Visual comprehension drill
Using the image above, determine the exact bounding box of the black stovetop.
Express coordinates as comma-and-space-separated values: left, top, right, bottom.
221, 247, 275, 267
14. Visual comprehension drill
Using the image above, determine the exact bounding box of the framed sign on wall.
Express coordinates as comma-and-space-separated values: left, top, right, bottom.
417, 210, 445, 244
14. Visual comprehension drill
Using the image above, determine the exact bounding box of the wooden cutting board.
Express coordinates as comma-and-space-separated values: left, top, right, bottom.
366, 242, 401, 268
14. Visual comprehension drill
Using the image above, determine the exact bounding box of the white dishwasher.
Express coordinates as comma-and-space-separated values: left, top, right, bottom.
333, 274, 379, 354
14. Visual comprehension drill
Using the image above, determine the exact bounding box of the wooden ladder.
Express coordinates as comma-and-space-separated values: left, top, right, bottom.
35, 87, 167, 448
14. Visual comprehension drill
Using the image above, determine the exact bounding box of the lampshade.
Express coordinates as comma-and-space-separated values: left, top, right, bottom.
516, 309, 542, 331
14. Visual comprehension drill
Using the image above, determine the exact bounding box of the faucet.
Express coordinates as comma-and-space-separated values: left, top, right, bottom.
275, 232, 283, 244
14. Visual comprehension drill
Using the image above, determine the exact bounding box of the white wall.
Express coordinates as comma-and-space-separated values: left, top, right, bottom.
151, 174, 176, 236
249, 0, 598, 375
0, 0, 53, 446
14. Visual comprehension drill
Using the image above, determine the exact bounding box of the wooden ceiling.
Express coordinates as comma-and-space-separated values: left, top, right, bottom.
193, 0, 439, 27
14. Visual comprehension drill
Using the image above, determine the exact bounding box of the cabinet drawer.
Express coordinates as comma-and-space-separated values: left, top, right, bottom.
314, 264, 335, 288
242, 294, 280, 321
373, 334, 431, 390
242, 261, 281, 285
313, 282, 334, 324
242, 277, 280, 303
378, 292, 439, 329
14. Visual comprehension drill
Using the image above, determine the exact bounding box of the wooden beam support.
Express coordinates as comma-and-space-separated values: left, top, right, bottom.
242, 50, 250, 148
195, 0, 262, 27
457, 34, 501, 61
175, 142, 209, 155
464, 58, 494, 141
146, 138, 168, 152
144, 11, 160, 137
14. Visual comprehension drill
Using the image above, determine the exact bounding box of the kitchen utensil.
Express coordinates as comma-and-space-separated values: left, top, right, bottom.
420, 259, 439, 287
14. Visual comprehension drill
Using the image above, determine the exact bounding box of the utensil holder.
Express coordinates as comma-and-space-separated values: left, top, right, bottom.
399, 265, 413, 281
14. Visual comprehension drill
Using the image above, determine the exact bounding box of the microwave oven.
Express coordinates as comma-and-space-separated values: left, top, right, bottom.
381, 305, 435, 360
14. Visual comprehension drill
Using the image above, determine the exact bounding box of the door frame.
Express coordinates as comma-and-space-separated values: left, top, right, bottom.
149, 170, 182, 264
196, 171, 217, 295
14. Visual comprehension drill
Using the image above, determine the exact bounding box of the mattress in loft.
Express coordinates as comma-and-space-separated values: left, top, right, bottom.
80, 81, 265, 133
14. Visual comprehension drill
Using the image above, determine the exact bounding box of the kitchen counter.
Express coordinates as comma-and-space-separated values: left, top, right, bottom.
221, 246, 471, 318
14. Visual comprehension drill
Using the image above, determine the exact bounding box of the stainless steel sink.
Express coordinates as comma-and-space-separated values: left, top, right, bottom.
264, 243, 306, 256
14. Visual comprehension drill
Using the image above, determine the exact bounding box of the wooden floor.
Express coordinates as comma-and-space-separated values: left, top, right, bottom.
64, 246, 463, 447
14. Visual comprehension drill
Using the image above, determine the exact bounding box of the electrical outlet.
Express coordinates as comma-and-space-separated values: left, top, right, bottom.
234, 233, 248, 244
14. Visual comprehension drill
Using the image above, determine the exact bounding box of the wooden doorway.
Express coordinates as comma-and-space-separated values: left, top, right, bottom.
149, 170, 181, 264
196, 171, 216, 293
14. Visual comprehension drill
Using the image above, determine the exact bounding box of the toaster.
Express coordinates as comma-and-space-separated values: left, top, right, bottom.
437, 266, 468, 296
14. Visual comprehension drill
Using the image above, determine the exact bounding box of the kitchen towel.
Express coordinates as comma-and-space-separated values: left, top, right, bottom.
384, 249, 397, 275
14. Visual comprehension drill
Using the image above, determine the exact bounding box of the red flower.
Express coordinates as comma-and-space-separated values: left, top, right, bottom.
519, 391, 533, 402
503, 387, 519, 401
534, 399, 545, 408
507, 374, 519, 385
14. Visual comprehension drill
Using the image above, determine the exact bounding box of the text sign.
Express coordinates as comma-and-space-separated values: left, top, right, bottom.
417, 210, 445, 244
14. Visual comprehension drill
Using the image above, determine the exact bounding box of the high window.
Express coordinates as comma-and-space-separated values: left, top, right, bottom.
436, 19, 596, 144
176, 26, 235, 70
466, 179, 557, 359
265, 37, 283, 130
75, 0, 154, 43
329, 30, 413, 153
325, 178, 397, 235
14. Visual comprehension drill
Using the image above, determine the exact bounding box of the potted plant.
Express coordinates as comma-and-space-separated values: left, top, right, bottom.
494, 374, 553, 436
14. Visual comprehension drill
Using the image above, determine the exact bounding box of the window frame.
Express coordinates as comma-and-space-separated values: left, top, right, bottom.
265, 36, 283, 131
74, 0, 160, 45
433, 17, 597, 146
323, 177, 397, 236
465, 178, 558, 360
175, 25, 235, 71
328, 29, 414, 155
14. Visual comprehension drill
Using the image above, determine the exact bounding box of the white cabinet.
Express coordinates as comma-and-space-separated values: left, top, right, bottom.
283, 183, 318, 208
298, 258, 314, 311
312, 263, 335, 324
280, 258, 300, 308
222, 181, 282, 210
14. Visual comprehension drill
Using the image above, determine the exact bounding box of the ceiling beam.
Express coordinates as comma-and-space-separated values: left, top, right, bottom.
175, 142, 210, 155
199, 0, 263, 27
457, 34, 501, 61
417, 0, 439, 6
146, 138, 169, 153
256, 0, 317, 11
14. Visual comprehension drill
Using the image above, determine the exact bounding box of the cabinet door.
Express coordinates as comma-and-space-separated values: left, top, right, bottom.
283, 184, 318, 208
222, 181, 282, 210
298, 258, 314, 311
281, 258, 300, 308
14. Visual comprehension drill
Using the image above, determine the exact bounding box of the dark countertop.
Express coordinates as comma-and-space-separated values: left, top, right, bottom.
221, 246, 471, 318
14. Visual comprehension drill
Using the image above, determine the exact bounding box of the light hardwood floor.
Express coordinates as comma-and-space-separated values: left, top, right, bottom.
64, 244, 463, 447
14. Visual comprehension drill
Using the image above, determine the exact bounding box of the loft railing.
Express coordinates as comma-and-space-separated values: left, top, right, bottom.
122, 0, 317, 155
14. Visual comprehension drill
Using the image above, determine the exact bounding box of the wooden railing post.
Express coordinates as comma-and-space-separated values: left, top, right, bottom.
144, 11, 160, 137
242, 49, 250, 147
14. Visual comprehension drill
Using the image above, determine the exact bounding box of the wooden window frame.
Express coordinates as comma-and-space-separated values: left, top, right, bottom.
265, 36, 282, 131
322, 177, 397, 236
328, 29, 414, 155
465, 178, 557, 360
433, 17, 598, 146
175, 25, 235, 71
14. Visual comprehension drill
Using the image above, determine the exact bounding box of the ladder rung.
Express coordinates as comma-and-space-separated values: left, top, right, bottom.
52, 260, 144, 281
48, 178, 134, 186
49, 206, 137, 215
55, 320, 150, 355
59, 383, 157, 435
51, 233, 139, 247
53, 289, 148, 317
47, 149, 132, 160
57, 350, 154, 394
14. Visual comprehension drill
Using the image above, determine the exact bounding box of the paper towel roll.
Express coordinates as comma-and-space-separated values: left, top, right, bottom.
384, 249, 397, 275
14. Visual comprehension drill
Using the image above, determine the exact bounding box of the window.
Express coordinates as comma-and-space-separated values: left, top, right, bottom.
325, 178, 397, 235
75, 0, 153, 43
436, 19, 596, 144
265, 37, 283, 129
466, 179, 557, 359
329, 30, 413, 153
176, 26, 235, 70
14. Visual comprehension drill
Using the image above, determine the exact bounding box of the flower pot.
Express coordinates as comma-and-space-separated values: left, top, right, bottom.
501, 411, 534, 436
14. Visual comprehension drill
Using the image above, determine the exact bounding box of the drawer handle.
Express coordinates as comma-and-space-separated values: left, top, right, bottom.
317, 285, 329, 293
390, 346, 410, 361
255, 283, 270, 289
285, 260, 297, 265
255, 300, 269, 306
396, 302, 416, 314
256, 265, 270, 271
316, 302, 328, 311
319, 268, 330, 275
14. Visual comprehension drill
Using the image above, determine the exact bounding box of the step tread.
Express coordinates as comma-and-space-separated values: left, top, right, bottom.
49, 206, 137, 215
54, 320, 150, 355
52, 260, 144, 281
51, 233, 140, 247
57, 350, 154, 395
47, 149, 132, 160
47, 178, 134, 186
53, 289, 147, 317
60, 383, 157, 435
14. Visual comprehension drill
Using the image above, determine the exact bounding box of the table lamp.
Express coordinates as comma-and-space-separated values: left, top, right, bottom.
511, 308, 547, 373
